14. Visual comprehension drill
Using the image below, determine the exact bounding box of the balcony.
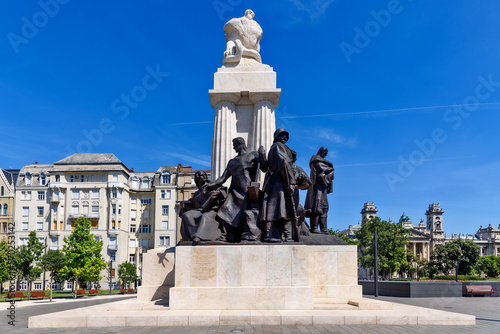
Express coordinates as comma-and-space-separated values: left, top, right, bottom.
108, 230, 119, 237
108, 181, 124, 188
49, 245, 59, 251
49, 182, 61, 189
107, 244, 118, 251
68, 214, 99, 220
50, 196, 60, 203
49, 230, 61, 237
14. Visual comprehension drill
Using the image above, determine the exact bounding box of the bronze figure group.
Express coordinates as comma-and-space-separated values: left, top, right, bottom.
178, 129, 335, 244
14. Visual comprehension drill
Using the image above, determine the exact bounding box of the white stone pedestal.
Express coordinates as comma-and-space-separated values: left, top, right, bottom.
168, 245, 361, 310
209, 64, 281, 180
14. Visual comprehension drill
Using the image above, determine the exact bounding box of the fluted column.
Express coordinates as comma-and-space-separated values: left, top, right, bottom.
250, 100, 275, 153
211, 100, 237, 180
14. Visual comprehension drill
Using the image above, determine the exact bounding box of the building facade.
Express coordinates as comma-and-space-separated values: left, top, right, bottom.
13, 154, 178, 290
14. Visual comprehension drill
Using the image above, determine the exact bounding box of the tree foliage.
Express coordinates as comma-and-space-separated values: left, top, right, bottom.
61, 217, 106, 297
355, 217, 409, 275
16, 231, 45, 294
427, 239, 480, 276
118, 261, 137, 287
40, 250, 66, 302
0, 240, 10, 285
478, 255, 500, 278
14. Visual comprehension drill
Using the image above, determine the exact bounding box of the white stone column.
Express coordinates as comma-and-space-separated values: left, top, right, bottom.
211, 100, 237, 180
250, 100, 275, 152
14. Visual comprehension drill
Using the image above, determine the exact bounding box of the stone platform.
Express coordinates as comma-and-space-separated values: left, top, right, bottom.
27, 297, 475, 327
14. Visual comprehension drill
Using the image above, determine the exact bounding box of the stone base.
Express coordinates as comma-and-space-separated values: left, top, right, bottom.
170, 244, 361, 310
28, 297, 476, 327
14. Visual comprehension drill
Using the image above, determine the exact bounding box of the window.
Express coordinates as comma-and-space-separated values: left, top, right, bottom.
91, 190, 99, 199
118, 190, 122, 199
118, 205, 121, 215
140, 224, 151, 233
91, 205, 99, 217
109, 237, 117, 249
37, 222, 43, 231
21, 191, 31, 200
109, 252, 116, 262
22, 222, 28, 231
94, 235, 100, 242
161, 221, 168, 230
70, 175, 74, 182
140, 239, 151, 247
131, 196, 137, 204
113, 174, 118, 182
141, 177, 150, 189
162, 173, 171, 184
129, 239, 136, 247
3, 204, 7, 215
40, 174, 46, 185
51, 238, 58, 249
25, 173, 31, 185
131, 177, 139, 188
129, 254, 136, 263
23, 207, 29, 216
130, 224, 136, 233
81, 175, 84, 182
71, 206, 79, 215
37, 191, 45, 200
1, 186, 3, 196
159, 236, 170, 247
166, 190, 171, 199
67, 282, 73, 290
161, 190, 166, 199
38, 237, 44, 244
37, 207, 44, 216
55, 174, 60, 182
112, 205, 116, 214
112, 189, 117, 198
34, 283, 42, 290
130, 210, 137, 220
141, 197, 151, 204
142, 210, 150, 219
162, 206, 169, 215
72, 190, 79, 199
91, 175, 95, 182
19, 237, 29, 246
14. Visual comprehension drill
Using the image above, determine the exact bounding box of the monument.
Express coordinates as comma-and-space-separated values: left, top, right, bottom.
210, 9, 280, 181
28, 10, 475, 328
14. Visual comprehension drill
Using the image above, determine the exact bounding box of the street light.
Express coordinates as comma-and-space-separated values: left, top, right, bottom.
455, 260, 458, 282
108, 260, 113, 295
374, 230, 378, 297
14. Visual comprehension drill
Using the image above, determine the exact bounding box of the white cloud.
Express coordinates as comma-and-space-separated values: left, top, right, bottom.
318, 129, 356, 147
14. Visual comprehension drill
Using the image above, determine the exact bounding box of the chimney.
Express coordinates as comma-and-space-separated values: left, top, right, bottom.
35, 161, 38, 165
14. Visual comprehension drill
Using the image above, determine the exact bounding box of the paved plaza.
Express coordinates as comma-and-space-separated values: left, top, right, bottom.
1, 295, 498, 334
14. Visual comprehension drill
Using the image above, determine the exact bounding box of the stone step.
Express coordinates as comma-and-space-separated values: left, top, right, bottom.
314, 303, 358, 310
348, 299, 394, 310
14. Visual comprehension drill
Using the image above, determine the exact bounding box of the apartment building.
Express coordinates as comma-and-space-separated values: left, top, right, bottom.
14, 154, 178, 290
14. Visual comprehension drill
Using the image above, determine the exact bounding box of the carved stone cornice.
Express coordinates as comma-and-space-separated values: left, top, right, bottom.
208, 90, 241, 108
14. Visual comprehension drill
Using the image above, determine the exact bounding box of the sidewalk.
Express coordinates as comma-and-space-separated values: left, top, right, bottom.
2, 295, 499, 333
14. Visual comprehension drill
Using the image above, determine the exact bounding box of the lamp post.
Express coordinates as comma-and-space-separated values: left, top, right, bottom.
455, 260, 458, 282
108, 260, 113, 295
374, 230, 378, 297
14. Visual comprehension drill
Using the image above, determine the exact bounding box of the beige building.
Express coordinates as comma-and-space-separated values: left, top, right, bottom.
14, 154, 178, 290
0, 169, 18, 242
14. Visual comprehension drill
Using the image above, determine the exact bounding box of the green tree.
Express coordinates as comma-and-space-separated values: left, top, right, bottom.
118, 261, 137, 288
39, 250, 66, 302
16, 231, 45, 296
0, 241, 10, 291
478, 255, 500, 278
428, 239, 480, 276
355, 217, 409, 277
61, 217, 106, 298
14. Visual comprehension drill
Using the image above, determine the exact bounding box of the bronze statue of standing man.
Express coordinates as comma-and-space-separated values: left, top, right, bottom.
304, 147, 334, 234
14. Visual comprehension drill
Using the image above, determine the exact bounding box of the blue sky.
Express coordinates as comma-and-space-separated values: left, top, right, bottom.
2, 0, 500, 235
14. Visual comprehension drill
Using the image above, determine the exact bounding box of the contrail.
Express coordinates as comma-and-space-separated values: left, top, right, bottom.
169, 102, 500, 125
336, 156, 471, 168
